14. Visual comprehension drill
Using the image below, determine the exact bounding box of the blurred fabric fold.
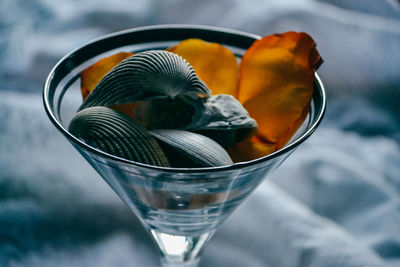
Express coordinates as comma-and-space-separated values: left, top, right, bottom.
1, 0, 399, 266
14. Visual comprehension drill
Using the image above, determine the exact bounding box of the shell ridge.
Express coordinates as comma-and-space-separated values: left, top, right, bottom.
150, 129, 233, 167
69, 107, 169, 166
95, 110, 168, 164
79, 50, 212, 112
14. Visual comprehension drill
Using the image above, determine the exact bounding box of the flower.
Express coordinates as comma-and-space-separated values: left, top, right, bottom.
169, 33, 322, 162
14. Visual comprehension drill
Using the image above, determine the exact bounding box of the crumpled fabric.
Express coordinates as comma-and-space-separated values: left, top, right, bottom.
1, 0, 399, 266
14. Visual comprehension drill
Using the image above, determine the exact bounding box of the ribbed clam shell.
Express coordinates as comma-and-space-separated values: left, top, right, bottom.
68, 106, 170, 167
79, 50, 211, 111
150, 129, 233, 167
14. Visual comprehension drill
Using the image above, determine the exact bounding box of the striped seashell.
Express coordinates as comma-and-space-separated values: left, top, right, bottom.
68, 106, 170, 167
149, 129, 233, 167
78, 50, 211, 111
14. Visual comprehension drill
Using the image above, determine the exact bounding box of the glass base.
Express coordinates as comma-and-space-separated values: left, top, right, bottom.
150, 230, 214, 267
161, 257, 200, 267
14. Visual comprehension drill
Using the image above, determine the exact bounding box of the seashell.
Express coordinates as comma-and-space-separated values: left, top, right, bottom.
132, 96, 201, 129
78, 50, 211, 111
132, 94, 257, 141
188, 94, 258, 147
149, 129, 233, 168
68, 106, 170, 167
189, 94, 257, 130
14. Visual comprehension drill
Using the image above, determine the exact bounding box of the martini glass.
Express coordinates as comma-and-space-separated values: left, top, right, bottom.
43, 25, 326, 267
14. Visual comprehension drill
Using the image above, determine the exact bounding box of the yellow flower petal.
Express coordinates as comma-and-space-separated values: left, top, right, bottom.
238, 32, 322, 149
169, 38, 238, 96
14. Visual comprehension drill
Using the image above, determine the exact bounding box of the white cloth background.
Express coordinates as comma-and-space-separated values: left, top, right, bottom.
1, 0, 399, 266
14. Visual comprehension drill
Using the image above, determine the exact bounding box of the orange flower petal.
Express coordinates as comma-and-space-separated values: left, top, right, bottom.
226, 136, 277, 163
168, 38, 238, 95
238, 32, 322, 149
81, 51, 134, 100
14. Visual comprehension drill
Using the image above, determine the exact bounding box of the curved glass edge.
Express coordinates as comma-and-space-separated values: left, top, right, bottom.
43, 24, 326, 175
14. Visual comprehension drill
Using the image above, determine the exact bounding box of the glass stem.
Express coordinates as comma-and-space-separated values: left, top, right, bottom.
150, 230, 215, 267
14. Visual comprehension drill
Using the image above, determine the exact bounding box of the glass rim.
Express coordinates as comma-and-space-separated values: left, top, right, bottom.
43, 24, 326, 174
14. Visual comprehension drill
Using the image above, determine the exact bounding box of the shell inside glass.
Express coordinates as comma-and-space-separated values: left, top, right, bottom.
44, 26, 325, 236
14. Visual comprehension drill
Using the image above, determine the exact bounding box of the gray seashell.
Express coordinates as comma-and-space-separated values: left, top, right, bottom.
68, 106, 170, 167
189, 94, 257, 130
149, 129, 233, 167
132, 94, 257, 132
188, 94, 258, 146
132, 97, 202, 129
78, 50, 211, 111
137, 94, 257, 146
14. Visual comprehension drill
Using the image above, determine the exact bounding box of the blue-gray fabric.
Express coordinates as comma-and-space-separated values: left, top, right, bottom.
1, 0, 399, 266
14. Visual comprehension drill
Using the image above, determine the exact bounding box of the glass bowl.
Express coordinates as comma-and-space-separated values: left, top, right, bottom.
43, 25, 326, 267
